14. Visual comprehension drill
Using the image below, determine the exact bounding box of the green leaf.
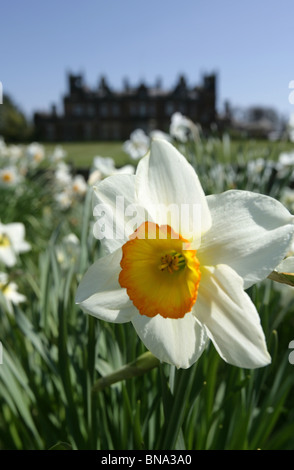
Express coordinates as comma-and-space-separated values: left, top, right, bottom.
49, 441, 72, 450
268, 270, 294, 287
268, 256, 294, 287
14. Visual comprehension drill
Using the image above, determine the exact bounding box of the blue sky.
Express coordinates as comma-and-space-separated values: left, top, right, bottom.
1, 0, 294, 120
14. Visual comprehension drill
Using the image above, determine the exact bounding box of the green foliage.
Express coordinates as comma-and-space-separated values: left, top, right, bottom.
0, 94, 32, 143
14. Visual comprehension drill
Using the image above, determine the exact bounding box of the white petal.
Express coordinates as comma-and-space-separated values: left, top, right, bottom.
92, 174, 146, 254
131, 312, 209, 369
76, 248, 137, 323
6, 284, 26, 304
0, 247, 16, 267
135, 139, 211, 243
199, 190, 294, 288
4, 223, 30, 253
194, 264, 271, 369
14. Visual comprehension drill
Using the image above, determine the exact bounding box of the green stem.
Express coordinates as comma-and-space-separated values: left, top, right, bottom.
92, 352, 160, 393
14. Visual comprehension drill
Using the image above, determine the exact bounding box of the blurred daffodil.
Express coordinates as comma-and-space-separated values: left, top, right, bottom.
26, 142, 45, 167
170, 112, 200, 143
123, 129, 150, 160
0, 165, 23, 188
0, 221, 31, 267
0, 272, 26, 314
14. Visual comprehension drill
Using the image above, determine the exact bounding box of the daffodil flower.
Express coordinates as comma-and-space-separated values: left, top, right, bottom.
123, 129, 150, 160
26, 142, 45, 167
169, 112, 200, 143
0, 166, 22, 188
0, 272, 26, 314
76, 140, 294, 369
0, 222, 31, 267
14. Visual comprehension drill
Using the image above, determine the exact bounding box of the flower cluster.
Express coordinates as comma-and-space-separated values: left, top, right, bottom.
88, 155, 135, 186
0, 136, 138, 315
0, 220, 31, 312
122, 112, 198, 160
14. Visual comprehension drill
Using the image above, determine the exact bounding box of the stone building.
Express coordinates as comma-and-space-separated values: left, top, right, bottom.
34, 73, 216, 141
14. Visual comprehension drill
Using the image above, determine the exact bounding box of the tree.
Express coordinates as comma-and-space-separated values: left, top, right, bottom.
0, 94, 32, 142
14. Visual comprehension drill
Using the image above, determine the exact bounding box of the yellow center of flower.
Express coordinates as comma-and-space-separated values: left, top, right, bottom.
34, 152, 42, 162
2, 172, 13, 183
0, 282, 10, 295
119, 222, 201, 319
0, 233, 11, 247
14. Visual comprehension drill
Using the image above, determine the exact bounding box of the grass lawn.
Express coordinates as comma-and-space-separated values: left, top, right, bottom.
43, 141, 131, 168
42, 138, 294, 170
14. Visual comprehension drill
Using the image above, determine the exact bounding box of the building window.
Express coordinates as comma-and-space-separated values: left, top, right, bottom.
84, 123, 92, 140
165, 101, 174, 116
87, 104, 96, 116
100, 103, 109, 117
72, 104, 83, 116
178, 103, 187, 114
112, 123, 121, 139
112, 103, 120, 116
138, 102, 147, 117
148, 103, 156, 116
129, 102, 137, 116
100, 123, 110, 139
189, 103, 197, 117
46, 124, 55, 141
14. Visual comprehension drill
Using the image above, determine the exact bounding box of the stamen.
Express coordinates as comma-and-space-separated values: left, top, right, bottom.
0, 233, 11, 247
0, 282, 10, 294
2, 173, 12, 182
34, 153, 42, 162
159, 251, 186, 273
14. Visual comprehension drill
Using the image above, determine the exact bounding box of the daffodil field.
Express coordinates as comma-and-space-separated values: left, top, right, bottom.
1, 114, 294, 451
